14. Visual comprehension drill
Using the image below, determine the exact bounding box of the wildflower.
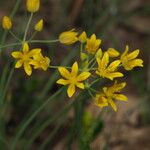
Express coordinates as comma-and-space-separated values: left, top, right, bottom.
30, 53, 50, 71
26, 0, 40, 13
11, 42, 41, 76
85, 34, 101, 54
78, 31, 87, 43
120, 45, 143, 70
95, 93, 108, 108
2, 16, 12, 30
34, 19, 43, 31
95, 81, 127, 111
57, 62, 91, 97
107, 48, 120, 57
96, 52, 123, 80
59, 29, 78, 45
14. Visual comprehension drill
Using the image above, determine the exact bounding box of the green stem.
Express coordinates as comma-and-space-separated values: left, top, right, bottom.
80, 43, 83, 54
89, 87, 99, 93
0, 43, 21, 49
49, 65, 71, 70
89, 62, 97, 71
87, 89, 95, 98
30, 39, 59, 44
28, 31, 37, 41
9, 31, 22, 42
23, 13, 33, 42
11, 87, 64, 150
88, 55, 96, 66
0, 32, 8, 53
89, 78, 101, 86
0, 39, 59, 49
89, 67, 97, 71
10, 0, 22, 18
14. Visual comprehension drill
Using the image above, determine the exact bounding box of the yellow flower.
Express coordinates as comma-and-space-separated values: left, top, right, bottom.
34, 19, 43, 31
96, 52, 123, 80
59, 29, 78, 45
120, 45, 143, 70
11, 42, 41, 76
78, 31, 87, 43
26, 0, 40, 13
57, 62, 91, 97
107, 48, 120, 57
95, 81, 128, 111
85, 34, 101, 54
94, 93, 108, 108
30, 53, 50, 71
2, 16, 12, 30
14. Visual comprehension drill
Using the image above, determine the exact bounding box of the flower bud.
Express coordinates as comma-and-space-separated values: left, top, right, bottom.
78, 31, 87, 43
85, 34, 101, 54
81, 60, 89, 71
26, 0, 40, 13
80, 52, 88, 61
34, 19, 43, 31
59, 29, 78, 45
2, 16, 12, 30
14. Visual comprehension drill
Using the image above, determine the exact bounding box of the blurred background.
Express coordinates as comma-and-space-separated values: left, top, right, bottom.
0, 0, 150, 149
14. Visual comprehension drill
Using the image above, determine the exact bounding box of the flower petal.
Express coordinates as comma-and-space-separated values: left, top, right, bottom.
28, 48, 41, 57
11, 51, 22, 58
121, 45, 129, 59
96, 58, 101, 67
101, 52, 109, 69
112, 82, 126, 92
76, 82, 84, 89
24, 62, 32, 76
77, 72, 91, 81
56, 79, 69, 85
114, 94, 128, 101
71, 62, 78, 76
106, 72, 123, 80
129, 59, 143, 68
15, 60, 23, 68
58, 67, 71, 78
127, 50, 139, 60
108, 99, 117, 111
107, 60, 121, 72
23, 42, 29, 53
67, 84, 75, 97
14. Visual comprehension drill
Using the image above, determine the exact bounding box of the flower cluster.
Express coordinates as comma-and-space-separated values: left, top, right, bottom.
57, 29, 143, 111
2, 0, 48, 76
11, 43, 50, 76
1, 0, 144, 111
